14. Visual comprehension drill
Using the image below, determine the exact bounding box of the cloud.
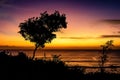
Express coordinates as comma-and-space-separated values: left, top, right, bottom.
0, 13, 14, 21
0, 0, 23, 10
0, 0, 10, 7
0, 30, 16, 36
0, 0, 7, 4
118, 31, 120, 33
99, 19, 120, 25
59, 35, 120, 40
101, 35, 120, 38
59, 37, 96, 39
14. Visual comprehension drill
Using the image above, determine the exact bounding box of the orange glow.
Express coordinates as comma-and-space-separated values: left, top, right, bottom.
0, 6, 120, 49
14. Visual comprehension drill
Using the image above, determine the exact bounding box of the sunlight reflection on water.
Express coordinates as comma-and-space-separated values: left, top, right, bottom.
2, 49, 120, 73
6, 49, 120, 66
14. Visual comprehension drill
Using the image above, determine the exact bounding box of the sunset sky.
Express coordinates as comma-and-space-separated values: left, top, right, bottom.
0, 0, 120, 49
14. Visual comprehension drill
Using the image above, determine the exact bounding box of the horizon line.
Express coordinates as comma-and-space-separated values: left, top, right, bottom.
0, 45, 119, 50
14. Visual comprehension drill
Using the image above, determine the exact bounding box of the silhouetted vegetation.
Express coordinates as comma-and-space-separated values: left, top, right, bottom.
18, 11, 67, 59
98, 40, 114, 73
0, 50, 119, 80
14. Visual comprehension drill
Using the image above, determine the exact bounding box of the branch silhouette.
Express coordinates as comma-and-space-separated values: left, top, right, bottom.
18, 11, 67, 59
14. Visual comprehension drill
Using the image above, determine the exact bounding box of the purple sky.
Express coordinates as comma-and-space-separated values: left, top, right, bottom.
0, 0, 120, 48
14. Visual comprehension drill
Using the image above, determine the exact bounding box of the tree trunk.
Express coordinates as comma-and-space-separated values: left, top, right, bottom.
32, 46, 38, 60
100, 47, 106, 73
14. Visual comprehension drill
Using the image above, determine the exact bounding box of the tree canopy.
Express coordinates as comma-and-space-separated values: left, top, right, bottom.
18, 11, 67, 59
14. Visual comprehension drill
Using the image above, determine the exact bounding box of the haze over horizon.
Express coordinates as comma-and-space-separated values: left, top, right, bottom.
0, 0, 120, 49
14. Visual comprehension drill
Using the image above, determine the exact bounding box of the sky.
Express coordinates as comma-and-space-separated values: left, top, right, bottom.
0, 0, 120, 49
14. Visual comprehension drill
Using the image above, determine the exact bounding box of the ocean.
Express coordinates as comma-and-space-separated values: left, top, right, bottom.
5, 49, 120, 67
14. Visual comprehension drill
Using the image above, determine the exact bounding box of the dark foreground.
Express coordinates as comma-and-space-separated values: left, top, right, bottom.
0, 51, 120, 80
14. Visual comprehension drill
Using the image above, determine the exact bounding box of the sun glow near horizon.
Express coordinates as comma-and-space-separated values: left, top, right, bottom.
0, 0, 120, 49
0, 18, 120, 49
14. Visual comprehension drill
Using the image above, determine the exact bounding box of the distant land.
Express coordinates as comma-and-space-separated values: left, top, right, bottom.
0, 45, 119, 50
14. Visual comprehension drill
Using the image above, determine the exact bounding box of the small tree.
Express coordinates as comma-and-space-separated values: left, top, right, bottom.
52, 54, 61, 62
18, 11, 67, 59
99, 40, 114, 73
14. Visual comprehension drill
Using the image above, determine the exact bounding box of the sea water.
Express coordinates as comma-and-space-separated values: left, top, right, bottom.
1, 49, 120, 73
6, 49, 120, 67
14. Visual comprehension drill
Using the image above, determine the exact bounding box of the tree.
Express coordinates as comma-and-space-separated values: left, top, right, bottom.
99, 40, 114, 73
18, 11, 67, 59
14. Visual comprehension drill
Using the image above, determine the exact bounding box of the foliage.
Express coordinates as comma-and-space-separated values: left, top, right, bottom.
18, 11, 67, 59
52, 54, 61, 62
99, 40, 114, 73
0, 51, 120, 80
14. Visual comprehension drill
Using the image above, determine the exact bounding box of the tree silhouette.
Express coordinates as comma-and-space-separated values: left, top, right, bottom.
18, 11, 67, 59
99, 40, 114, 73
